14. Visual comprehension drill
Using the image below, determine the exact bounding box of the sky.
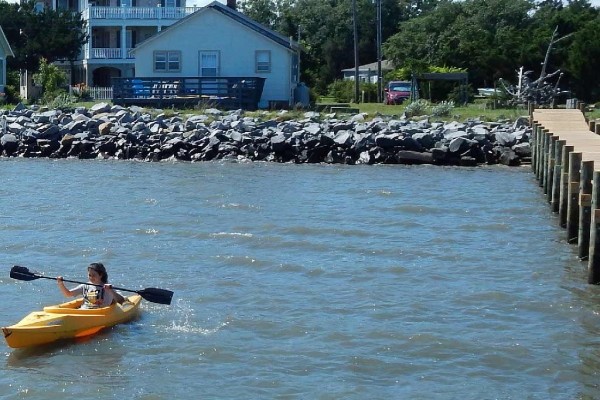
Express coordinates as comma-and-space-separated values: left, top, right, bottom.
2, 0, 600, 5
0, 0, 223, 5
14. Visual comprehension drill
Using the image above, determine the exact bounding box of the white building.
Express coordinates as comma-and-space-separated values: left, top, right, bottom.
23, 0, 199, 87
341, 60, 393, 83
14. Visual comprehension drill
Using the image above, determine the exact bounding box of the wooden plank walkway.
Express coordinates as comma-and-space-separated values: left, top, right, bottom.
531, 108, 600, 284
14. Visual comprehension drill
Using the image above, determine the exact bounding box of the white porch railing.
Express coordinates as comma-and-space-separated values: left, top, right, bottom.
71, 86, 113, 100
87, 6, 198, 20
90, 48, 135, 59
92, 48, 122, 59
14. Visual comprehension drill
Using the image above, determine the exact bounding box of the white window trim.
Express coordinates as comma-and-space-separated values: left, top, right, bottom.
255, 50, 271, 73
153, 50, 181, 73
199, 50, 220, 77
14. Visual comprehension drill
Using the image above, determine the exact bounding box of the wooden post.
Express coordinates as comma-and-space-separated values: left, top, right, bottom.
539, 129, 550, 186
536, 127, 545, 181
552, 140, 566, 213
595, 120, 600, 136
531, 123, 538, 172
567, 152, 582, 242
528, 102, 535, 123
578, 160, 594, 259
588, 170, 600, 284
541, 130, 550, 189
535, 125, 542, 180
559, 145, 574, 228
590, 120, 596, 133
545, 135, 557, 198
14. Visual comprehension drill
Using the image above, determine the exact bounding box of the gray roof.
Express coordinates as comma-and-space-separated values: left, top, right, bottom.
0, 26, 15, 58
342, 60, 394, 73
133, 1, 299, 53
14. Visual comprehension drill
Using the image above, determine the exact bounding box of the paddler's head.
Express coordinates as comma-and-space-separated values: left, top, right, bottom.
88, 262, 108, 284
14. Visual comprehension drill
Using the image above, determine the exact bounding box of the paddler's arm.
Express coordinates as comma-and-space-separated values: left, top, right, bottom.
105, 284, 125, 304
57, 276, 78, 298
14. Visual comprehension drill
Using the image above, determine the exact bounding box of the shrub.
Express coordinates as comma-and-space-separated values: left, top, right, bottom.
404, 99, 430, 117
72, 83, 92, 101
46, 92, 74, 110
327, 80, 354, 103
327, 79, 380, 103
3, 71, 21, 104
33, 58, 68, 104
430, 101, 455, 117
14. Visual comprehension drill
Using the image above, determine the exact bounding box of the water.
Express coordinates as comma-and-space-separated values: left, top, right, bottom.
0, 158, 599, 399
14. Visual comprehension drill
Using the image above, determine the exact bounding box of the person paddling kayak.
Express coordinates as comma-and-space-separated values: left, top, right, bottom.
57, 263, 125, 309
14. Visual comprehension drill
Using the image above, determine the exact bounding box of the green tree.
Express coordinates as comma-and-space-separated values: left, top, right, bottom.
384, 0, 536, 88
530, 0, 599, 101
565, 15, 600, 101
0, 1, 88, 72
239, 0, 278, 29
33, 57, 68, 102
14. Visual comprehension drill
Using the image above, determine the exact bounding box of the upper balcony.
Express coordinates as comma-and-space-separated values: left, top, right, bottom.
84, 6, 198, 21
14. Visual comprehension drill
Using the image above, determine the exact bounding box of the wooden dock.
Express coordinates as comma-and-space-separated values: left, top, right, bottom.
530, 108, 600, 284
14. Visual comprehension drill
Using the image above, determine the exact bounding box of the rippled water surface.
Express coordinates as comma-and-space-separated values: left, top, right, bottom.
1, 159, 599, 399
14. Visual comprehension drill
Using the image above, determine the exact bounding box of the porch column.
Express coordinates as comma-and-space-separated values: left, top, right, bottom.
85, 65, 91, 86
121, 26, 127, 59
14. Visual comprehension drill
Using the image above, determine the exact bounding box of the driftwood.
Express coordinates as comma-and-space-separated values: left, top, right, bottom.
500, 26, 572, 107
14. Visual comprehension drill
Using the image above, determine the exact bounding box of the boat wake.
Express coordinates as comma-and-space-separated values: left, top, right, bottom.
167, 298, 231, 335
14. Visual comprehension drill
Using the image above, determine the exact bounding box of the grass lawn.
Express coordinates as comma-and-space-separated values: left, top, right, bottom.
2, 98, 599, 123
320, 99, 600, 122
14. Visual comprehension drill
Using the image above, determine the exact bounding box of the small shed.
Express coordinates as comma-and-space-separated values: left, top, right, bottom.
342, 60, 394, 83
411, 72, 469, 104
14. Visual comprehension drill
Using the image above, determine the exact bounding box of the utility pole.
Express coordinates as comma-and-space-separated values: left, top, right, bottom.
375, 0, 382, 103
352, 0, 359, 103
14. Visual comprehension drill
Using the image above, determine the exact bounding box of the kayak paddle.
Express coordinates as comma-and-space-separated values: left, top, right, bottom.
10, 265, 174, 305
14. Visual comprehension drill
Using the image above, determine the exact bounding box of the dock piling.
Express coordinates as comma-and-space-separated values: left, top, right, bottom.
567, 152, 582, 243
551, 140, 566, 212
578, 160, 594, 259
588, 170, 600, 284
532, 108, 600, 285
559, 145, 574, 228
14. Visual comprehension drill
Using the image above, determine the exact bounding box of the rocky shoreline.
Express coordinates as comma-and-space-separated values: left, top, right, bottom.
0, 102, 531, 166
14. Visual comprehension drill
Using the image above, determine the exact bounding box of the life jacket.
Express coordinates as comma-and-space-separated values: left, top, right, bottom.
83, 285, 105, 308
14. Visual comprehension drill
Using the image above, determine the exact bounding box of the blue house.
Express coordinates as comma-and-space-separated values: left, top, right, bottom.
0, 26, 15, 100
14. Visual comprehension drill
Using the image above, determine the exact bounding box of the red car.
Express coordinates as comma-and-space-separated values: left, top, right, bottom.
384, 80, 412, 105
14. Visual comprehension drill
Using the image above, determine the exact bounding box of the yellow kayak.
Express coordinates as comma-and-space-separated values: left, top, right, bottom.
2, 294, 142, 349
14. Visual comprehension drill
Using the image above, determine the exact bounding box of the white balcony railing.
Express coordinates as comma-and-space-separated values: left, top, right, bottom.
89, 47, 136, 59
92, 47, 122, 59
87, 6, 198, 20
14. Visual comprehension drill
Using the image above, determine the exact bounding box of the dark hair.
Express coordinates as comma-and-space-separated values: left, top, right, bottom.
88, 262, 108, 284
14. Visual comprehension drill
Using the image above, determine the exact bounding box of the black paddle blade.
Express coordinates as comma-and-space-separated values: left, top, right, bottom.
10, 265, 39, 281
137, 288, 174, 305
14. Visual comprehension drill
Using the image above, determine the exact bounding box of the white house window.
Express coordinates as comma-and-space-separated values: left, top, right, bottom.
154, 51, 181, 72
255, 50, 271, 73
199, 51, 219, 77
